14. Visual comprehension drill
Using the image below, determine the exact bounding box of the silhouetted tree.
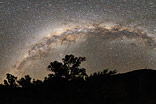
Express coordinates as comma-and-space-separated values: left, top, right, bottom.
48, 54, 87, 80
3, 73, 18, 88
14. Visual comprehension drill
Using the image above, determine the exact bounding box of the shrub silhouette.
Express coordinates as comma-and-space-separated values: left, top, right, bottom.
32, 79, 43, 87
90, 69, 117, 77
17, 75, 32, 88
47, 54, 87, 80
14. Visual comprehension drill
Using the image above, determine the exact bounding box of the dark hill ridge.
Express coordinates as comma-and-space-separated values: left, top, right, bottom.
1, 69, 156, 104
118, 69, 156, 77
110, 69, 156, 104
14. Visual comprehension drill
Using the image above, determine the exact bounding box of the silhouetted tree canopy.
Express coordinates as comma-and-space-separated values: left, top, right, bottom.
47, 54, 87, 80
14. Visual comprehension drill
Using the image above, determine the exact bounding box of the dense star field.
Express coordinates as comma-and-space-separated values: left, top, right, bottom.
0, 0, 156, 80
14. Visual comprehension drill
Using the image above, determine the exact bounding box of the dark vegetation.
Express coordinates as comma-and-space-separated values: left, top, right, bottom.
0, 55, 156, 104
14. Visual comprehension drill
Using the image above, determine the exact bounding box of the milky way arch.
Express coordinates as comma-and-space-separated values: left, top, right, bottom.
10, 23, 156, 79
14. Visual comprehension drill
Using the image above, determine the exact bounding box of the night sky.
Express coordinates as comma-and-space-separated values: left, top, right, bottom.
0, 0, 156, 80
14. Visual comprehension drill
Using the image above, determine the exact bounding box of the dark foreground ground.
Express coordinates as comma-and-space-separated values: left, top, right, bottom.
0, 69, 156, 104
